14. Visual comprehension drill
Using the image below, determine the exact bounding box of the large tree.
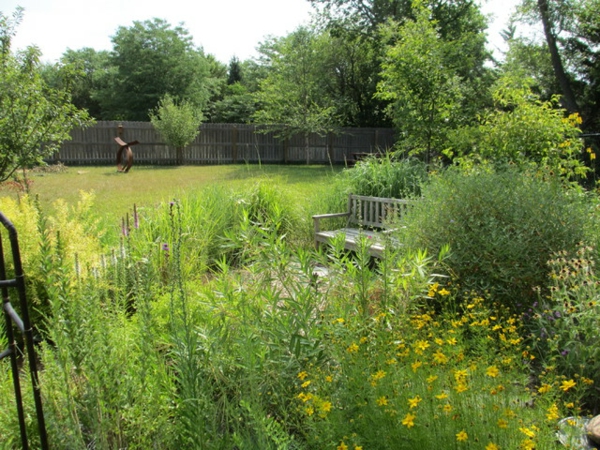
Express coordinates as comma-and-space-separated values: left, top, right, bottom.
309, 0, 491, 128
253, 27, 338, 164
0, 8, 92, 183
377, 4, 467, 159
97, 19, 211, 121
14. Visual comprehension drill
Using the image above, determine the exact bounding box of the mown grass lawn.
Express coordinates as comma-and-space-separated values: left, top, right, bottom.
2, 164, 340, 230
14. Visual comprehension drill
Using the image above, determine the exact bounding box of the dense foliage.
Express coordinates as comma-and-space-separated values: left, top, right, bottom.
0, 9, 92, 183
401, 168, 595, 310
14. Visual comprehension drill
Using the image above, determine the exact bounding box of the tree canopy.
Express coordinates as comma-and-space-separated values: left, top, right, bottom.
0, 8, 92, 182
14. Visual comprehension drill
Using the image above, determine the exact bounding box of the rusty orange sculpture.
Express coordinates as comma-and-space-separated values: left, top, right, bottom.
115, 137, 139, 173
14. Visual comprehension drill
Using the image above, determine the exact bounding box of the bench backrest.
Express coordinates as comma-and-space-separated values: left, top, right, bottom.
347, 194, 410, 229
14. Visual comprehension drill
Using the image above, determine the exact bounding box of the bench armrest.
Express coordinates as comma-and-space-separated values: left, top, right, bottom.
313, 212, 350, 232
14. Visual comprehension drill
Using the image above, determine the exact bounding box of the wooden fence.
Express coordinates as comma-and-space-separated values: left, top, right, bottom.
50, 122, 396, 166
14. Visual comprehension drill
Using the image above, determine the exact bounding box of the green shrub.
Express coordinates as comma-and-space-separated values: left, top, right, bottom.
401, 168, 593, 310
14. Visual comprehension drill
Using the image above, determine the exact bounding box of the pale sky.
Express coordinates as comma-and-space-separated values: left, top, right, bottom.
3, 0, 527, 65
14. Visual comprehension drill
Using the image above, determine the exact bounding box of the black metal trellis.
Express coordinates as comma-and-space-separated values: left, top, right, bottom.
0, 212, 48, 450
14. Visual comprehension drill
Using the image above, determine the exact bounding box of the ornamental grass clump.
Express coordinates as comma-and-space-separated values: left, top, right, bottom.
340, 155, 428, 199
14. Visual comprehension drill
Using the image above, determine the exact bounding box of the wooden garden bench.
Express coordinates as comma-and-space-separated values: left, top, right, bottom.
313, 194, 411, 258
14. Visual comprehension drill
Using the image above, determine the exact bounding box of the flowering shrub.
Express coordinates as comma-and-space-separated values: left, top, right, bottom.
529, 244, 600, 408
295, 290, 561, 449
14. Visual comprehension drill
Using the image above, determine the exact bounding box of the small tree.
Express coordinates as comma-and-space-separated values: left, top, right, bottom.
0, 8, 93, 184
150, 94, 203, 165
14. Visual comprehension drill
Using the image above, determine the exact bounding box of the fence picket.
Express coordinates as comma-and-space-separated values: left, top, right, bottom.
49, 122, 395, 165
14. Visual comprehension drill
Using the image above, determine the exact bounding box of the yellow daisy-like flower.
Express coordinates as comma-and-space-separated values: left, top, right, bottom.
433, 350, 448, 364
376, 396, 388, 406
519, 427, 535, 438
411, 361, 422, 372
320, 401, 332, 413
414, 340, 430, 354
305, 406, 314, 416
402, 412, 416, 428
454, 382, 468, 393
347, 343, 359, 353
325, 375, 333, 383
456, 430, 468, 442
443, 404, 453, 413
337, 442, 348, 450
427, 375, 438, 384
435, 392, 448, 400
538, 383, 552, 394
439, 288, 451, 296
497, 418, 508, 429
301, 380, 311, 388
520, 439, 535, 450
446, 337, 457, 345
546, 403, 560, 421
298, 371, 308, 380
485, 443, 500, 450
560, 379, 576, 392
354, 447, 363, 450
408, 395, 422, 409
486, 366, 500, 378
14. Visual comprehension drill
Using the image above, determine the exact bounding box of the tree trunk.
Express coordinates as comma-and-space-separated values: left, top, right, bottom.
537, 0, 580, 115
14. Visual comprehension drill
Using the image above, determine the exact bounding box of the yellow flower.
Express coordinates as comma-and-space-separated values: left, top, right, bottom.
325, 375, 333, 383
443, 404, 453, 413
546, 403, 560, 421
298, 371, 308, 380
320, 401, 332, 413
433, 350, 448, 364
456, 430, 468, 442
538, 383, 552, 394
497, 418, 508, 429
439, 288, 451, 296
414, 340, 430, 354
354, 447, 363, 450
347, 343, 359, 353
519, 427, 535, 438
402, 412, 416, 428
376, 396, 388, 406
486, 366, 500, 378
560, 379, 576, 392
485, 443, 500, 450
520, 439, 535, 450
408, 395, 422, 409
335, 317, 345, 324
427, 375, 438, 384
301, 380, 311, 388
297, 392, 313, 402
305, 406, 314, 416
411, 361, 422, 372
337, 442, 348, 450
454, 369, 468, 381
435, 392, 448, 400
454, 382, 468, 393
446, 337, 457, 345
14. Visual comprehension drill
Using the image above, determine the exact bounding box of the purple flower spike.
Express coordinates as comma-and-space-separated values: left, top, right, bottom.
561, 349, 569, 356
133, 204, 139, 229
554, 311, 562, 318
162, 243, 170, 252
